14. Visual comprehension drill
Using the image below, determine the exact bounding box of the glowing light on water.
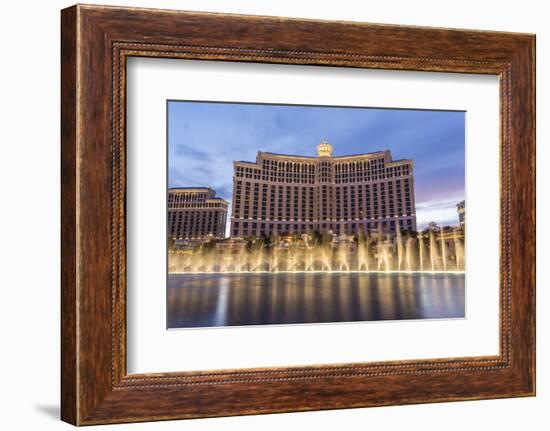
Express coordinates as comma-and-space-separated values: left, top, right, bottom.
167, 271, 466, 328
168, 228, 465, 274
170, 270, 466, 275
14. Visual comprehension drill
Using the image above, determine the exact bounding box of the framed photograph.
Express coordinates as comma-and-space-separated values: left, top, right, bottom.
61, 4, 535, 425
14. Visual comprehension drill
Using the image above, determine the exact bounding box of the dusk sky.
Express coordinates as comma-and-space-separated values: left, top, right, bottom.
168, 101, 465, 230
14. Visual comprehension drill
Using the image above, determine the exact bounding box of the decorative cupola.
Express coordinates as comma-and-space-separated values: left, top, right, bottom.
316, 140, 333, 157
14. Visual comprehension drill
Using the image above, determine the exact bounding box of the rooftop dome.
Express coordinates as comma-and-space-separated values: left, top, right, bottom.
316, 140, 333, 157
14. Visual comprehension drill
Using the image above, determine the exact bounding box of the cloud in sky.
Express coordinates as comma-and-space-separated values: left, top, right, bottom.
168, 101, 465, 230
416, 197, 465, 228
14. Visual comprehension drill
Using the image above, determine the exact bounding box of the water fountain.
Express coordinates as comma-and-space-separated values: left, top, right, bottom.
169, 226, 465, 274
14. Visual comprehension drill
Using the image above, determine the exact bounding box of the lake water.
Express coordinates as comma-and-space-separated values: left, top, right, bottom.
167, 272, 465, 329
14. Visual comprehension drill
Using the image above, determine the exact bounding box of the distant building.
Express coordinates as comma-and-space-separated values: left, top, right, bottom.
457, 200, 465, 227
168, 187, 228, 239
230, 141, 416, 238
427, 221, 439, 231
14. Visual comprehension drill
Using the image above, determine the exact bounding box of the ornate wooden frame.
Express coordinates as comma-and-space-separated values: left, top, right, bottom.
61, 4, 536, 425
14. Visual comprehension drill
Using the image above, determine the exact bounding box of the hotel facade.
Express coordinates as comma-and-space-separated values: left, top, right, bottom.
230, 141, 416, 238
168, 187, 228, 239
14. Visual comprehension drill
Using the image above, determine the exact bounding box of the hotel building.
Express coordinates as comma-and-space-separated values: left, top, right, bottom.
457, 200, 466, 227
168, 187, 228, 239
230, 141, 416, 238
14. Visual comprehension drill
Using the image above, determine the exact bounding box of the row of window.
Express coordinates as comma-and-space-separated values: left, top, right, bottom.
235, 159, 412, 183
167, 202, 227, 209
235, 171, 411, 182
232, 179, 413, 220
168, 209, 226, 237
168, 191, 212, 204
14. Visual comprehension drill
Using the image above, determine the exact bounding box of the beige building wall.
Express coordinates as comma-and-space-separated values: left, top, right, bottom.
168, 188, 228, 239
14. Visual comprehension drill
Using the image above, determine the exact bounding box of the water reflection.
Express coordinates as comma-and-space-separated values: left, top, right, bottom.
167, 273, 465, 328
